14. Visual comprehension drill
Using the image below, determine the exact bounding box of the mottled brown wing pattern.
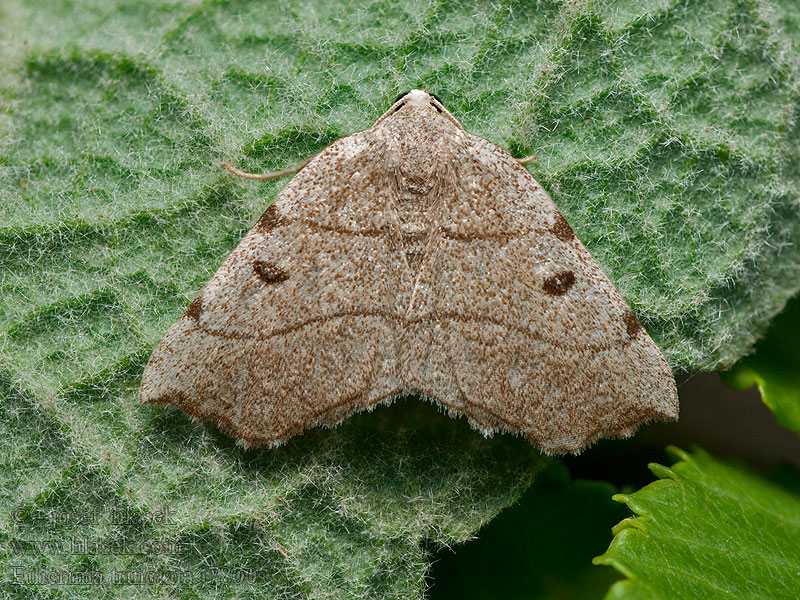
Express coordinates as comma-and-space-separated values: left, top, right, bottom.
140, 132, 406, 446
141, 89, 677, 453
404, 135, 677, 453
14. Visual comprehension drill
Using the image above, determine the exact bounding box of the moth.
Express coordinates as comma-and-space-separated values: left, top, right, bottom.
140, 90, 678, 454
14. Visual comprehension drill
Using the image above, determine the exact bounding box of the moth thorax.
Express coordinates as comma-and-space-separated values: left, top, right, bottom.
386, 109, 456, 186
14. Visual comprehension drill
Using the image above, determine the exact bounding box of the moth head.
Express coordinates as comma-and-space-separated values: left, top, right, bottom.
401, 89, 442, 109
375, 89, 464, 130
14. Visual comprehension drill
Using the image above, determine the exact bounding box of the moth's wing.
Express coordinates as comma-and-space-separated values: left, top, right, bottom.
140, 132, 402, 446
406, 136, 678, 454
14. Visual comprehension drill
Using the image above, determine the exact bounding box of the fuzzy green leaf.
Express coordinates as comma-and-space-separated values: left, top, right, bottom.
2, 0, 800, 597
720, 294, 800, 433
594, 447, 800, 600
1, 376, 542, 599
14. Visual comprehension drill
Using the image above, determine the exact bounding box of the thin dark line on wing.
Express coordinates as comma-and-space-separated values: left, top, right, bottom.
190, 308, 633, 352
260, 216, 563, 243
195, 309, 390, 340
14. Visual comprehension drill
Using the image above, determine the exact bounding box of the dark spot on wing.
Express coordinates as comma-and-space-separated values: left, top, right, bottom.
551, 214, 576, 242
255, 207, 287, 233
253, 260, 289, 284
543, 270, 575, 296
184, 297, 203, 321
623, 308, 642, 337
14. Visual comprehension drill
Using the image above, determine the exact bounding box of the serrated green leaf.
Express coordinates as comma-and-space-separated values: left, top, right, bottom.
720, 294, 800, 434
2, 0, 800, 597
594, 447, 800, 600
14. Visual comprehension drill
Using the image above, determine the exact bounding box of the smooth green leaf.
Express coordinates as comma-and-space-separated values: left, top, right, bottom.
721, 294, 800, 434
595, 447, 800, 600
2, 0, 800, 597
